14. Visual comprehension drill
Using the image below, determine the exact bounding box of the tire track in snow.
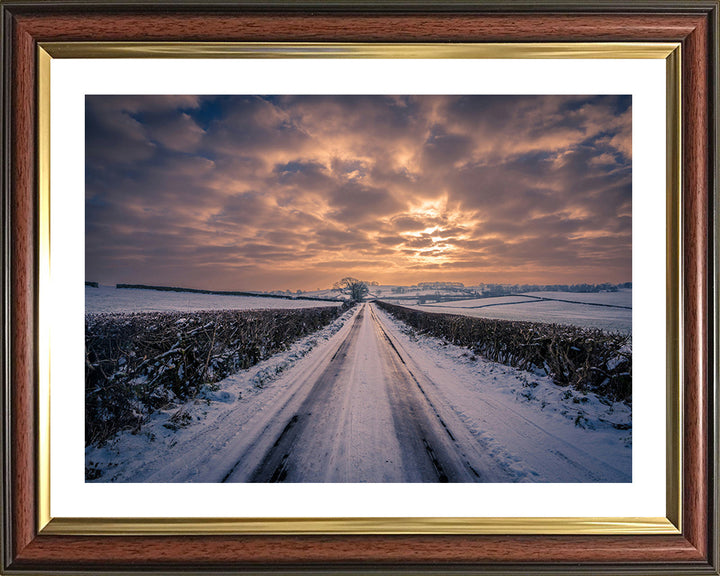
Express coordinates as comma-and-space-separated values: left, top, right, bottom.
245, 307, 366, 482
222, 306, 366, 483
368, 305, 477, 481
369, 304, 513, 482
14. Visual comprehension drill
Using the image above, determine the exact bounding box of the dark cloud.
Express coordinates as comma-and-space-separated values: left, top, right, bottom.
421, 127, 475, 169
326, 181, 404, 225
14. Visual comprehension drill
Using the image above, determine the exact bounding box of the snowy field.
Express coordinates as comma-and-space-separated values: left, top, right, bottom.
422, 295, 537, 308
294, 288, 343, 300
86, 285, 343, 314
523, 289, 632, 308
390, 290, 632, 334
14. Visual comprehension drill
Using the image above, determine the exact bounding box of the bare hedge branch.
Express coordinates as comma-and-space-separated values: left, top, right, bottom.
376, 301, 631, 402
86, 304, 352, 446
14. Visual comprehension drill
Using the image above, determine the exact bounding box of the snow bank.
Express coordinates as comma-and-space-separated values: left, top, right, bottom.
374, 306, 631, 482
377, 301, 632, 401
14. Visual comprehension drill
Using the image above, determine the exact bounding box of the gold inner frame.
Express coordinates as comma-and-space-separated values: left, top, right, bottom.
36, 42, 682, 536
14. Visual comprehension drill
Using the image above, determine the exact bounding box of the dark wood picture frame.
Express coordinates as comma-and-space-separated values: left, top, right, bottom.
1, 1, 717, 574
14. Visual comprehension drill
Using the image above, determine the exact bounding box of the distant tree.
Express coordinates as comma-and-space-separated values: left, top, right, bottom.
333, 277, 370, 302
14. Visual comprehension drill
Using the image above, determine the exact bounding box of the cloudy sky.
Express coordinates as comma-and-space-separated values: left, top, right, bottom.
86, 95, 631, 291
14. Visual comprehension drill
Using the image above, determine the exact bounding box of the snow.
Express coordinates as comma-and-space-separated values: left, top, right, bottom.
86, 285, 343, 314
294, 288, 346, 300
422, 295, 537, 308
391, 293, 631, 334
87, 303, 630, 483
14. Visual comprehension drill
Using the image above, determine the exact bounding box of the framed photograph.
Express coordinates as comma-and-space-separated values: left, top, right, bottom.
1, 1, 717, 574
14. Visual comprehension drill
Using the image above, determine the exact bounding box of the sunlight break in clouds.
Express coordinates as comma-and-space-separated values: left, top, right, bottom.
86, 95, 631, 291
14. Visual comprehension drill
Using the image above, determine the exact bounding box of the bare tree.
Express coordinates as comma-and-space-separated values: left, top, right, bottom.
333, 277, 371, 302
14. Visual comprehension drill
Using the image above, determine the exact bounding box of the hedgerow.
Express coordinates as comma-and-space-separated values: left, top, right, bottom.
86, 303, 352, 446
376, 301, 631, 402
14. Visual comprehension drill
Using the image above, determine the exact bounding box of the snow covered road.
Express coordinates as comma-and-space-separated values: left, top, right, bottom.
88, 303, 630, 483
230, 304, 508, 482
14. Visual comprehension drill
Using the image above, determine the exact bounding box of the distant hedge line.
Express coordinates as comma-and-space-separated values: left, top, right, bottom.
86, 303, 352, 446
116, 283, 343, 302
376, 302, 631, 402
